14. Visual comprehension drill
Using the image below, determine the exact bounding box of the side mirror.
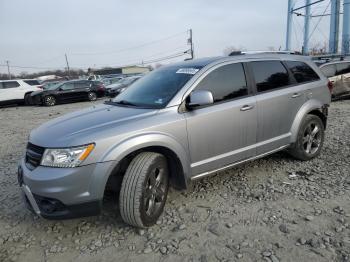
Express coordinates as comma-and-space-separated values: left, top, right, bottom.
186, 90, 214, 109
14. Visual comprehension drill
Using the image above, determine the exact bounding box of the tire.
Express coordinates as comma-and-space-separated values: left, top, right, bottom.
289, 114, 325, 161
43, 95, 56, 106
24, 94, 31, 105
119, 152, 169, 228
87, 92, 97, 101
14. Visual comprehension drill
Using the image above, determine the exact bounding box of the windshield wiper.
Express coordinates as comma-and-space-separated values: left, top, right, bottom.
104, 100, 137, 107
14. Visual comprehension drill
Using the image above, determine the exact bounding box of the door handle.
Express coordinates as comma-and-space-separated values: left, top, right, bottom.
291, 93, 301, 98
240, 105, 254, 111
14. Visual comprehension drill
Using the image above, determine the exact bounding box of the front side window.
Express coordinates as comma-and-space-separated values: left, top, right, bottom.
60, 83, 74, 90
194, 63, 248, 103
321, 64, 336, 78
2, 81, 20, 89
285, 61, 320, 83
113, 65, 203, 108
336, 62, 350, 75
251, 61, 291, 92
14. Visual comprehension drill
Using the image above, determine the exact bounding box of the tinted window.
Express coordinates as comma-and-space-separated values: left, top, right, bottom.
321, 64, 336, 78
2, 81, 20, 89
24, 80, 40, 86
60, 83, 74, 90
251, 61, 290, 92
74, 82, 89, 88
336, 62, 350, 75
195, 63, 248, 103
285, 61, 320, 83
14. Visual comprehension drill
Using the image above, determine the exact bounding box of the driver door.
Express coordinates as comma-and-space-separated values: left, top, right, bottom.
184, 62, 257, 177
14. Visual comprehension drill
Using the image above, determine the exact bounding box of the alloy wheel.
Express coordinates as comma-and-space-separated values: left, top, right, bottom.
302, 122, 321, 155
144, 167, 167, 217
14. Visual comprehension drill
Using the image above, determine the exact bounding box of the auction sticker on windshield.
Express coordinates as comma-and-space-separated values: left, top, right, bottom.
176, 68, 199, 75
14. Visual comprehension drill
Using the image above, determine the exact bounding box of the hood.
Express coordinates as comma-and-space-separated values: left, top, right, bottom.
29, 103, 157, 147
31, 90, 45, 96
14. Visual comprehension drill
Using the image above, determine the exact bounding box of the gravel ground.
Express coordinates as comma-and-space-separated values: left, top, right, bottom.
0, 99, 349, 262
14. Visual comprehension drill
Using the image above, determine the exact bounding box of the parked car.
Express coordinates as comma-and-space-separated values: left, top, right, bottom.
19, 54, 331, 228
106, 75, 142, 97
30, 80, 105, 106
319, 60, 350, 99
0, 79, 42, 106
102, 77, 124, 87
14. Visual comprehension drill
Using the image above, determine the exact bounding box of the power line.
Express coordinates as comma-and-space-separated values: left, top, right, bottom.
70, 30, 189, 56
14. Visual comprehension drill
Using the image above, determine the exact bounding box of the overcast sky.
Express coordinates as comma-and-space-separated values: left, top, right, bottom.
0, 0, 331, 74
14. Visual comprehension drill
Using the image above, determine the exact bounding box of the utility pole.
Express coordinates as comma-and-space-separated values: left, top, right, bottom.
6, 60, 11, 80
188, 29, 194, 59
286, 0, 294, 50
303, 0, 311, 55
65, 53, 70, 78
342, 0, 350, 55
329, 0, 340, 54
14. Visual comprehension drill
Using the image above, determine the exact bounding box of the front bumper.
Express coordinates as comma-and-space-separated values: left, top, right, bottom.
18, 158, 116, 219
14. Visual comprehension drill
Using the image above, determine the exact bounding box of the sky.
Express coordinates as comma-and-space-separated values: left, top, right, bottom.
0, 0, 332, 75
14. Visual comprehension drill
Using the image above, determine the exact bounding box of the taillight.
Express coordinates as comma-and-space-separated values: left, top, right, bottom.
97, 85, 105, 90
327, 81, 334, 93
38, 85, 43, 89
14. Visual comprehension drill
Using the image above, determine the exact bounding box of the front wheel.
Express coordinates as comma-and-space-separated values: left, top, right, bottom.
119, 152, 169, 228
43, 95, 56, 106
289, 114, 325, 161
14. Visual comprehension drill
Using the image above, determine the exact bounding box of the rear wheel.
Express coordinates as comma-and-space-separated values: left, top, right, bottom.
43, 95, 56, 106
289, 114, 325, 161
119, 152, 169, 228
87, 92, 97, 101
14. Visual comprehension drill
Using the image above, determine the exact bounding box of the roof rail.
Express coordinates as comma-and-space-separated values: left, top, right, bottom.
228, 50, 301, 56
311, 54, 349, 60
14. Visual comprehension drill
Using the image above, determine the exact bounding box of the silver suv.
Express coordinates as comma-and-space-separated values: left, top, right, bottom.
18, 54, 331, 228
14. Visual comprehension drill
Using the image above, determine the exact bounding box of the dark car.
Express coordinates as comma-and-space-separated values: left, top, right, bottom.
105, 75, 142, 97
30, 80, 105, 106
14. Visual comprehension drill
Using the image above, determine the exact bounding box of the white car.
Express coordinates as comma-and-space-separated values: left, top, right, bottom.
0, 79, 42, 106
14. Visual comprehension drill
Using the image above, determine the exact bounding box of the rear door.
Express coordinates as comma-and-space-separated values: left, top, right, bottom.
185, 62, 257, 176
73, 81, 91, 100
249, 60, 307, 155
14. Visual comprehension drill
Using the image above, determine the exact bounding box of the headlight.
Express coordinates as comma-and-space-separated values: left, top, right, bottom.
118, 87, 126, 93
41, 144, 95, 168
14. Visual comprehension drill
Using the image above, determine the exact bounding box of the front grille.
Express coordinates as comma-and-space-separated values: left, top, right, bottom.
25, 143, 45, 170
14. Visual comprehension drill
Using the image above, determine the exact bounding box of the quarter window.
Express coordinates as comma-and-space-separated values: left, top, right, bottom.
285, 61, 320, 83
195, 63, 248, 103
2, 81, 20, 89
251, 61, 290, 92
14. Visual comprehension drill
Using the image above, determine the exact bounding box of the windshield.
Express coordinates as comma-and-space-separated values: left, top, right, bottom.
112, 66, 202, 108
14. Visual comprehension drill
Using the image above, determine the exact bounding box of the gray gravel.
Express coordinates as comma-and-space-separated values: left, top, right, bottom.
0, 99, 349, 262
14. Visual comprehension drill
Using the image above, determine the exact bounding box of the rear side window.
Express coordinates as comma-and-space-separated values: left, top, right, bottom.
251, 61, 290, 92
60, 83, 75, 90
24, 80, 40, 86
336, 62, 350, 75
2, 81, 20, 89
285, 61, 320, 83
321, 64, 336, 78
74, 82, 89, 88
195, 63, 248, 103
